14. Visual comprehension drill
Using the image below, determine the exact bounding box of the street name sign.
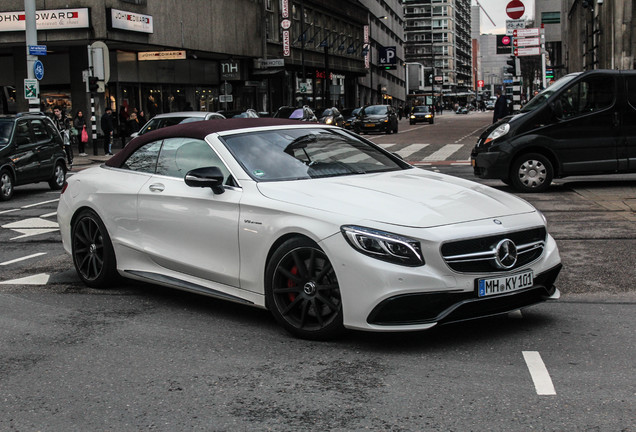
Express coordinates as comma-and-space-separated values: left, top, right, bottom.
514, 46, 541, 57
514, 37, 540, 47
28, 45, 47, 56
513, 28, 540, 38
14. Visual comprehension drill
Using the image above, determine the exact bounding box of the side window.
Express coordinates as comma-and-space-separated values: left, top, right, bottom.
15, 120, 33, 146
31, 119, 50, 143
122, 141, 162, 173
155, 137, 230, 181
557, 77, 614, 119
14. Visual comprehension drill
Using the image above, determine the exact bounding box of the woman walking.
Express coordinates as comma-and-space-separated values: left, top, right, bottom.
74, 110, 87, 156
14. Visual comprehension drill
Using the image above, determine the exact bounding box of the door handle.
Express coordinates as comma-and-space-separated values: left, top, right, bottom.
148, 183, 165, 192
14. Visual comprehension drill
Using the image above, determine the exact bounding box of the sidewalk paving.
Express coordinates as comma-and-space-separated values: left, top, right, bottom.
70, 146, 121, 171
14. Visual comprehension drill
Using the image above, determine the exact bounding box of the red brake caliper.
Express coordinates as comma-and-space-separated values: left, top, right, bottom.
287, 266, 298, 302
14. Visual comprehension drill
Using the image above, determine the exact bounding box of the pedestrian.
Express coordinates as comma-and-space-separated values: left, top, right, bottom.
53, 106, 73, 168
126, 112, 141, 138
101, 107, 114, 155
398, 104, 403, 120
118, 105, 129, 148
73, 110, 87, 156
492, 90, 510, 123
138, 110, 146, 125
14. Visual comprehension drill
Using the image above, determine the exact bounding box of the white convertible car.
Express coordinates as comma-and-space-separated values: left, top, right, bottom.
58, 118, 562, 339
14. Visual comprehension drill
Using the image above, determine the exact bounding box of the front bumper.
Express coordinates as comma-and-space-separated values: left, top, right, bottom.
358, 121, 390, 132
320, 214, 562, 332
471, 149, 510, 179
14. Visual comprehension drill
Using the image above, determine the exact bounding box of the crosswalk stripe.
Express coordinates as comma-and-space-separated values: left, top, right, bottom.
422, 144, 463, 161
395, 144, 429, 158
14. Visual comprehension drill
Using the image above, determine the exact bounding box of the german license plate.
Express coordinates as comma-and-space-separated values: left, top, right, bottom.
364, 123, 375, 127
477, 270, 533, 297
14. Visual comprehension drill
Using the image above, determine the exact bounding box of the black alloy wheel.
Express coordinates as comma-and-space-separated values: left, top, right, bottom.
48, 162, 66, 190
266, 237, 343, 340
71, 210, 118, 288
510, 152, 554, 193
0, 169, 14, 201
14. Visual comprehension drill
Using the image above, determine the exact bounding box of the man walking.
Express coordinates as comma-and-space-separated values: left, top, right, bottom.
493, 90, 509, 123
53, 106, 73, 168
101, 107, 114, 155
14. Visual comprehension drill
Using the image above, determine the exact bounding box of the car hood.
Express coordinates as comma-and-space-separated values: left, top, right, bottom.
256, 169, 535, 228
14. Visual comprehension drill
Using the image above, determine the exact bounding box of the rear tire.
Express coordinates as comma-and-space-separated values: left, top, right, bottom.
510, 153, 554, 193
265, 237, 343, 340
0, 169, 14, 201
71, 209, 119, 288
48, 161, 66, 190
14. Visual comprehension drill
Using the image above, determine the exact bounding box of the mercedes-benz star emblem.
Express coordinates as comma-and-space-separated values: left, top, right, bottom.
494, 239, 518, 269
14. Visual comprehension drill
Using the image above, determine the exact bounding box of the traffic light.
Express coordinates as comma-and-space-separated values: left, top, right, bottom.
88, 76, 99, 92
505, 56, 517, 76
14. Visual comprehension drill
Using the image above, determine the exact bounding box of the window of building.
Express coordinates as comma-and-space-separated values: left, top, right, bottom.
541, 11, 560, 24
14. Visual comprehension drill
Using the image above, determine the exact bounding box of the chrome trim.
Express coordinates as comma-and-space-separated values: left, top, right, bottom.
443, 240, 545, 263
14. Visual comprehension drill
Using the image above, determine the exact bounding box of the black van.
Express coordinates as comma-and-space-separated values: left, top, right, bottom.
471, 69, 636, 192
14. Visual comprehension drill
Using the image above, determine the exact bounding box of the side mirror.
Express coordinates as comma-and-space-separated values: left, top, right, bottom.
185, 166, 225, 194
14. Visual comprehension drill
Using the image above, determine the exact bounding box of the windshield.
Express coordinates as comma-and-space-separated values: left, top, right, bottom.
0, 119, 13, 145
520, 73, 582, 113
221, 128, 407, 182
363, 105, 388, 115
413, 106, 430, 113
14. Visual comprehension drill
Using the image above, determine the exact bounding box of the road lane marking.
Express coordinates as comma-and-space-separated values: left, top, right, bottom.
523, 351, 557, 395
1, 253, 47, 266
40, 211, 57, 218
0, 208, 19, 215
21, 198, 59, 209
422, 144, 463, 161
0, 273, 50, 285
2, 217, 59, 240
395, 144, 429, 159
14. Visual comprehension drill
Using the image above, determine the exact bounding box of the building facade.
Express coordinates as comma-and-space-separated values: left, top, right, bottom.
403, 0, 473, 105
0, 0, 371, 122
561, 0, 636, 72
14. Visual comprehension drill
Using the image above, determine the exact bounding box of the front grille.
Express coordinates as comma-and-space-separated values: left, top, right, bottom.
441, 227, 547, 273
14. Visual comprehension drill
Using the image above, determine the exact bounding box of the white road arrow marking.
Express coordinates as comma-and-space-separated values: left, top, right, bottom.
0, 273, 51, 285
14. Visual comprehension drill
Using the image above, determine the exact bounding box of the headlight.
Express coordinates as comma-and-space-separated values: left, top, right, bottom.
410, 115, 415, 119
341, 225, 425, 267
325, 118, 333, 124
425, 114, 432, 118
484, 123, 510, 145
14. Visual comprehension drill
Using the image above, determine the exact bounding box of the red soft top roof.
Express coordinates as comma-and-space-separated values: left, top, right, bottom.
106, 117, 302, 168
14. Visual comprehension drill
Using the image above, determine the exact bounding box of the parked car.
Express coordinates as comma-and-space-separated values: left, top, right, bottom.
318, 107, 344, 127
354, 104, 399, 134
219, 109, 259, 119
131, 111, 226, 138
0, 112, 67, 201
409, 105, 435, 125
273, 106, 318, 122
485, 100, 496, 110
471, 69, 636, 192
455, 106, 469, 114
341, 107, 361, 130
58, 118, 562, 340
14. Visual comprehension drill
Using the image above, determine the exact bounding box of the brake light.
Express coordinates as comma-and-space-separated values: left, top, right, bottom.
61, 181, 68, 194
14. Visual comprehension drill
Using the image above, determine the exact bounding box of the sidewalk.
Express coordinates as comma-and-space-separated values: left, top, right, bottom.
70, 144, 122, 171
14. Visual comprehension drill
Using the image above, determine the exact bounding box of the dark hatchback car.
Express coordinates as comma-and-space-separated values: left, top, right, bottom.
472, 69, 636, 193
409, 105, 435, 125
0, 112, 67, 201
341, 107, 361, 129
318, 107, 344, 127
354, 104, 399, 134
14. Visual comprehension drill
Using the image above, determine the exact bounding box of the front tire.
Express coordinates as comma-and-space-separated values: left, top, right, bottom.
510, 153, 554, 193
71, 210, 118, 288
0, 169, 14, 201
48, 161, 66, 190
265, 237, 343, 340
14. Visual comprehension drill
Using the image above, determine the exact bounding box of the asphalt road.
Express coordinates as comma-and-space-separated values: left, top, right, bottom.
1, 112, 634, 431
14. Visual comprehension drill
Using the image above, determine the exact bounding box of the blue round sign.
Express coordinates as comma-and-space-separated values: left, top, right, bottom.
34, 60, 44, 81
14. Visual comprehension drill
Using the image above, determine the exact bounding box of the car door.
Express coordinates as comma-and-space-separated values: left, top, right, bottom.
541, 73, 619, 174
10, 119, 40, 184
31, 118, 59, 179
137, 137, 241, 287
622, 74, 636, 171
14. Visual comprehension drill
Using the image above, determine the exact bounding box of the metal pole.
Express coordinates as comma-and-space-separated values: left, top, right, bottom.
24, 0, 39, 112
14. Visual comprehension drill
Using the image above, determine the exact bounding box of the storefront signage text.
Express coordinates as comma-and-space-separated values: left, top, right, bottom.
138, 51, 186, 61
0, 8, 89, 32
110, 8, 153, 34
281, 0, 290, 57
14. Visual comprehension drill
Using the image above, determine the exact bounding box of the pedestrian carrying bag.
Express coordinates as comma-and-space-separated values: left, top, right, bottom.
81, 125, 88, 143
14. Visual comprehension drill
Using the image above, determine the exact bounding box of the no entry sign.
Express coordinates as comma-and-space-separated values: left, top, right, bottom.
506, 0, 525, 20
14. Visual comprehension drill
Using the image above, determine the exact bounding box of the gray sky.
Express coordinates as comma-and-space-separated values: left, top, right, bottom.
473, 0, 535, 34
